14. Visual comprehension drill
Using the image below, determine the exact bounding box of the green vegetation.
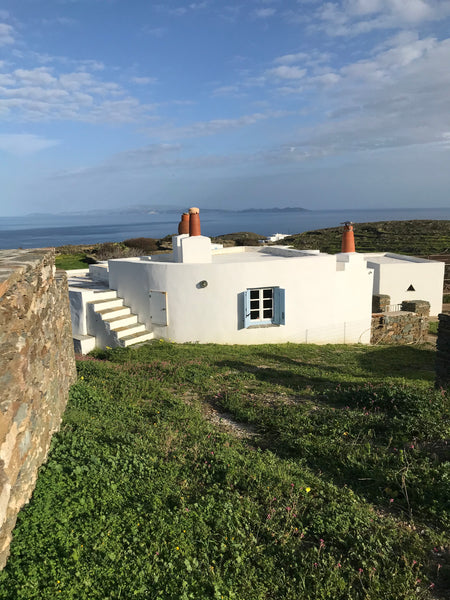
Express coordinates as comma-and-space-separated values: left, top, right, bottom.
281, 220, 450, 256
54, 253, 93, 270
1, 342, 448, 599
55, 238, 173, 270
428, 321, 439, 335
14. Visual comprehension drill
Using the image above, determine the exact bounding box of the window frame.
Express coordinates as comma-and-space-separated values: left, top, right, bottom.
243, 287, 285, 328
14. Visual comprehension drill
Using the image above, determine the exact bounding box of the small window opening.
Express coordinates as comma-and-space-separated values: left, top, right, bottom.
407, 284, 415, 292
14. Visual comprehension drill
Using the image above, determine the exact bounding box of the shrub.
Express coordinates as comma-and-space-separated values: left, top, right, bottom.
93, 242, 146, 261
123, 237, 159, 253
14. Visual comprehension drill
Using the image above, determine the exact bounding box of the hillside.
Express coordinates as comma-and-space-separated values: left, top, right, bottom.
279, 220, 450, 256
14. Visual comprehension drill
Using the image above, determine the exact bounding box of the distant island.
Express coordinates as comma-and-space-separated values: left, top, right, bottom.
22, 206, 310, 219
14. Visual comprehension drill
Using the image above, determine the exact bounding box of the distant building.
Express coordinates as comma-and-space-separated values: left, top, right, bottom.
267, 233, 290, 243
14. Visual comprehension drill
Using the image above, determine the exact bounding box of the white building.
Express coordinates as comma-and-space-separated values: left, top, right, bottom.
67, 211, 444, 353
365, 253, 444, 316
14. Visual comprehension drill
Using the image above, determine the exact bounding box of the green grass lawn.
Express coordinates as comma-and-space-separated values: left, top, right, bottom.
55, 253, 92, 270
0, 342, 448, 599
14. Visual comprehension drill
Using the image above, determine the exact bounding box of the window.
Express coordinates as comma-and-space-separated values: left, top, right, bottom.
243, 287, 285, 327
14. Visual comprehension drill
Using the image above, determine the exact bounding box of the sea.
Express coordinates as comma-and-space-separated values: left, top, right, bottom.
1, 207, 450, 250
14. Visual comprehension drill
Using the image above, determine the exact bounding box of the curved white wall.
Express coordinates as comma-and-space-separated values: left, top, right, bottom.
108, 251, 373, 344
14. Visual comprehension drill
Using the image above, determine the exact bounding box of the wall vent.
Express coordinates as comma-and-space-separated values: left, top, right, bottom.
407, 284, 415, 291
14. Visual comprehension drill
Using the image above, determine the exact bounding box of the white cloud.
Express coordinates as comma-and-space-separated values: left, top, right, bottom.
142, 26, 168, 37
274, 52, 309, 64
131, 76, 158, 85
254, 8, 276, 17
211, 84, 241, 96
313, 0, 450, 36
146, 110, 291, 140
285, 35, 450, 155
14, 68, 57, 85
266, 65, 307, 79
0, 66, 155, 123
0, 133, 59, 156
0, 23, 14, 46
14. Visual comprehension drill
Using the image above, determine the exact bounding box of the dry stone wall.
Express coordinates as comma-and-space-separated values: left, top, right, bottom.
0, 249, 76, 569
371, 312, 428, 345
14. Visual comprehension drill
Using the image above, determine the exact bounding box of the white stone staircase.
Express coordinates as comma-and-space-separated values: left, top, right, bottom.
68, 271, 154, 353
88, 292, 154, 348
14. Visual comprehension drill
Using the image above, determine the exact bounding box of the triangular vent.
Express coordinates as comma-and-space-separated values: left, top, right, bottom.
407, 284, 415, 292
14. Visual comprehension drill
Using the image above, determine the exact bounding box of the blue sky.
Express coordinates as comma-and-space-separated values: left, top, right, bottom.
1, 0, 450, 216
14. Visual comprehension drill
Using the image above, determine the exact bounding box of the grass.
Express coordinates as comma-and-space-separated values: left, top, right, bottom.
429, 322, 439, 335
55, 253, 93, 270
0, 342, 448, 599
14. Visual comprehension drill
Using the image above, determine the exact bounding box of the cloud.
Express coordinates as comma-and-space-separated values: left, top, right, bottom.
254, 8, 276, 17
0, 133, 60, 156
266, 65, 307, 79
313, 0, 450, 36
211, 84, 242, 96
0, 22, 14, 46
142, 26, 168, 37
0, 66, 156, 123
131, 76, 158, 85
282, 35, 450, 156
145, 110, 291, 140
52, 143, 183, 179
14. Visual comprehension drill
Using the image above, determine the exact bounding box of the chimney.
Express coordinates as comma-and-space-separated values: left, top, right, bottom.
178, 212, 189, 235
341, 221, 355, 253
189, 207, 201, 236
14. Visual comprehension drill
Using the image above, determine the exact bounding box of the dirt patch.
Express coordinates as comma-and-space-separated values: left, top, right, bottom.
182, 392, 259, 439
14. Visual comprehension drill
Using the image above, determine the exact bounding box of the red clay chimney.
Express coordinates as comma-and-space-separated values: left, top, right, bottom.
189, 207, 201, 236
178, 212, 189, 235
341, 221, 355, 253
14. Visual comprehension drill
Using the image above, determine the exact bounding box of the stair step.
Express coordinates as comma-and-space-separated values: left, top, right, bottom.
97, 306, 131, 319
114, 324, 146, 339
106, 315, 138, 330
91, 289, 117, 301
90, 298, 124, 311
119, 331, 154, 347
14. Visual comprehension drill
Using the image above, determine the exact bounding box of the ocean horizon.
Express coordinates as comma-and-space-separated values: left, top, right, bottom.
1, 207, 449, 250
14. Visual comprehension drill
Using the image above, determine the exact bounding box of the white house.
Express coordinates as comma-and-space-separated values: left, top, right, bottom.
67, 210, 444, 353
365, 253, 444, 316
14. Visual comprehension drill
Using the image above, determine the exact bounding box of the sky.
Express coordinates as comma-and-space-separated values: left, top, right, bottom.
1, 0, 450, 216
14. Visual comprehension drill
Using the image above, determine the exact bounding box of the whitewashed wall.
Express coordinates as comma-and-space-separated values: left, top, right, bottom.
367, 255, 444, 315
108, 249, 373, 344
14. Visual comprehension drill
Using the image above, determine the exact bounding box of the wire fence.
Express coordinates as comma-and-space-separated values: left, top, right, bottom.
303, 319, 371, 344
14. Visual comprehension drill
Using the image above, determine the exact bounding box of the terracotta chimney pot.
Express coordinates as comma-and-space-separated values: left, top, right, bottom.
178, 212, 189, 235
341, 221, 356, 253
189, 207, 201, 236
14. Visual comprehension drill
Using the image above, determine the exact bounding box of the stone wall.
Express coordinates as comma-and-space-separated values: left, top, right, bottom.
372, 294, 391, 313
436, 313, 450, 389
0, 249, 76, 569
401, 300, 431, 316
371, 312, 428, 345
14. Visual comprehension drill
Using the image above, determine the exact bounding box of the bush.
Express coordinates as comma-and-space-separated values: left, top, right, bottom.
93, 242, 146, 261
123, 237, 159, 253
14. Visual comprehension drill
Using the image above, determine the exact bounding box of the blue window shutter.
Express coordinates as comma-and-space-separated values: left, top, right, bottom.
244, 290, 251, 328
273, 288, 285, 325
